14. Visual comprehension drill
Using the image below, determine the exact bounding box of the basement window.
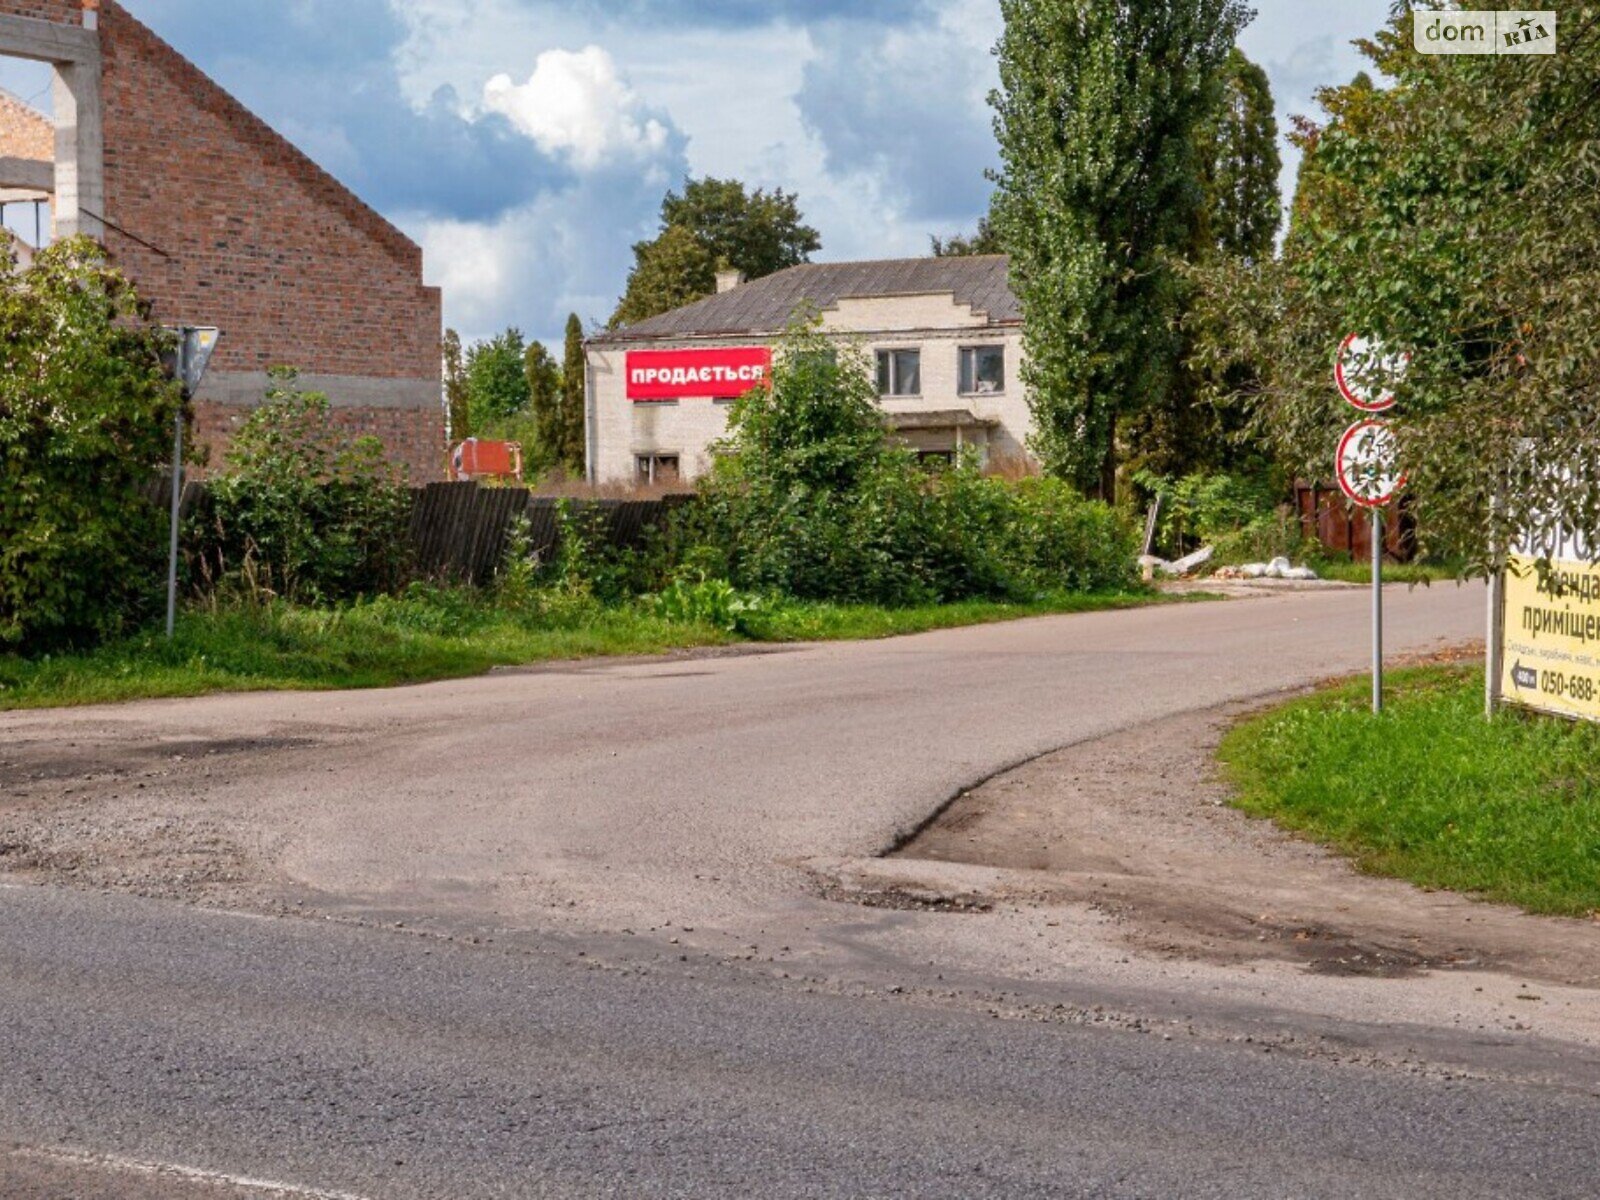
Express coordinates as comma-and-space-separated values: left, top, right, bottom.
876, 349, 921, 397
959, 345, 1005, 395
636, 454, 680, 485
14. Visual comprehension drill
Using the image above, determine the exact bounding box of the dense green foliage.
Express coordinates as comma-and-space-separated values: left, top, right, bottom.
443, 328, 470, 440
990, 0, 1249, 494
463, 328, 531, 431
690, 322, 1137, 605
930, 216, 1002, 257
558, 313, 588, 477
612, 177, 820, 326
1221, 667, 1600, 917
201, 371, 412, 603
1194, 47, 1281, 264
611, 224, 717, 328
515, 339, 562, 473
0, 237, 180, 650
1197, 8, 1600, 564
1133, 468, 1285, 559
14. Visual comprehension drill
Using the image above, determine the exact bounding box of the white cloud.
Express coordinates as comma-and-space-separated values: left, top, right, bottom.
483, 46, 672, 170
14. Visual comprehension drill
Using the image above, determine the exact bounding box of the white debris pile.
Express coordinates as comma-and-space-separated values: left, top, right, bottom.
1212, 556, 1320, 581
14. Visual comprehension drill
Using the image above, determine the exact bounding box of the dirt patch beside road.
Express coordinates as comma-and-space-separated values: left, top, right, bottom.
890, 695, 1600, 987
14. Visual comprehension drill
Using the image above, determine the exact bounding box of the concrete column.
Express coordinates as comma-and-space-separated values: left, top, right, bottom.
51, 58, 104, 241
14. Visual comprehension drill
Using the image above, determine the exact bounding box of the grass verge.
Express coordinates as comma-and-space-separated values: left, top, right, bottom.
1307, 558, 1465, 585
1219, 665, 1600, 917
0, 587, 1178, 712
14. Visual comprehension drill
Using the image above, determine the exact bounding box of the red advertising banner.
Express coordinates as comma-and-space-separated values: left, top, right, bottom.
626, 347, 772, 401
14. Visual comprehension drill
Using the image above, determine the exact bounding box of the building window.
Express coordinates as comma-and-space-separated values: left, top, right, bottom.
636, 454, 680, 485
959, 345, 1005, 395
876, 349, 921, 397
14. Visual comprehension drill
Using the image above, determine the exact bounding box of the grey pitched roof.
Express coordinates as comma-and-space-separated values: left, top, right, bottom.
593, 255, 1019, 343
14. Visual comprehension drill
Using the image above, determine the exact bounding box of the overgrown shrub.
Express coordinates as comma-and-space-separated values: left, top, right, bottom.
1133, 469, 1284, 558
0, 237, 181, 650
200, 369, 412, 603
690, 319, 1137, 604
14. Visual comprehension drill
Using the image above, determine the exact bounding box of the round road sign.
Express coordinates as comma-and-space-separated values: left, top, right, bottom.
1336, 418, 1405, 508
1335, 334, 1408, 412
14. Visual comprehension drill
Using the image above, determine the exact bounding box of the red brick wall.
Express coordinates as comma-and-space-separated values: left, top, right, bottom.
194, 401, 445, 485
96, 4, 440, 383
0, 1, 81, 21
0, 89, 52, 160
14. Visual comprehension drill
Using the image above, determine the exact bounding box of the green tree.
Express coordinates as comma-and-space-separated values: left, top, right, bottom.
611, 177, 821, 326
990, 0, 1249, 495
660, 176, 820, 280
443, 328, 470, 441
558, 313, 587, 477
610, 224, 718, 328
931, 215, 1003, 257
516, 339, 563, 472
464, 328, 531, 432
1127, 46, 1282, 479
1195, 47, 1281, 264
0, 236, 180, 648
1194, 11, 1600, 564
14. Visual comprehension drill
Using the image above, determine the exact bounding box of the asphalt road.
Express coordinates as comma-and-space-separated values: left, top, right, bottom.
3, 883, 1598, 1200
0, 584, 1487, 938
13, 584, 1590, 1196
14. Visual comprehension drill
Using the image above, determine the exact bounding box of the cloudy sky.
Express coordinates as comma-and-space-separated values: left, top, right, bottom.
2, 0, 1392, 346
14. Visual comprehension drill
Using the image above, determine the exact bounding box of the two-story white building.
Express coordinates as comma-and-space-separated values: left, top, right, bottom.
584, 255, 1030, 485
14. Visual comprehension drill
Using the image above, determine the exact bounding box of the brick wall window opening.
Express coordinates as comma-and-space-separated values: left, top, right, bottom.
959, 345, 1005, 395
876, 348, 921, 397
636, 453, 680, 485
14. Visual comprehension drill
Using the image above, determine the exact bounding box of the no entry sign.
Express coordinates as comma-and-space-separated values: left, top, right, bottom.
1336, 418, 1405, 508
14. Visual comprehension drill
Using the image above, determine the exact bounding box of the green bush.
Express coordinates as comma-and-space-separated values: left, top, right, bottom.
651, 573, 765, 633
200, 370, 412, 603
691, 319, 1137, 605
1133, 468, 1287, 559
0, 237, 182, 650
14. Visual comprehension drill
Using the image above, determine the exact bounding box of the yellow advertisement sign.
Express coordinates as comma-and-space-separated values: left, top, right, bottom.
1500, 551, 1600, 723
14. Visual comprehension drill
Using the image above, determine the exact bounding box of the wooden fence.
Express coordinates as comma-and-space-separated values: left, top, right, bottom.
143, 479, 690, 585
407, 484, 690, 583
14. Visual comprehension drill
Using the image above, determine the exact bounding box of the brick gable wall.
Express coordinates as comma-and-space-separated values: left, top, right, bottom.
0, 0, 446, 481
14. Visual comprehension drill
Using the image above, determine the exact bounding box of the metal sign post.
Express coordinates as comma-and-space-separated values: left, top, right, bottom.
1335, 335, 1408, 715
166, 334, 186, 638
162, 326, 222, 639
1371, 509, 1383, 713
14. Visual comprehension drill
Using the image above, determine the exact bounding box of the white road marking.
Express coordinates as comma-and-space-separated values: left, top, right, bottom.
12, 1145, 375, 1199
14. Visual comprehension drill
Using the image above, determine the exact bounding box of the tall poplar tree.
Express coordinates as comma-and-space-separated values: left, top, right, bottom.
559, 313, 587, 477
990, 0, 1249, 495
1195, 47, 1281, 265
1127, 45, 1281, 477
523, 339, 562, 472
442, 329, 470, 442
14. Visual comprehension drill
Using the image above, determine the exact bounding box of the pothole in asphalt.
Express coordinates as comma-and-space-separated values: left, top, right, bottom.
816, 879, 993, 914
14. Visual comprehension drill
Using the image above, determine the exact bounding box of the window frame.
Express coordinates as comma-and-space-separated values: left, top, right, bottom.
958, 344, 1006, 397
635, 453, 682, 485
875, 347, 922, 398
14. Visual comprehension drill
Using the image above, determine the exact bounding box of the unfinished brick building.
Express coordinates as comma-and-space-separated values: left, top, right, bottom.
0, 0, 445, 480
